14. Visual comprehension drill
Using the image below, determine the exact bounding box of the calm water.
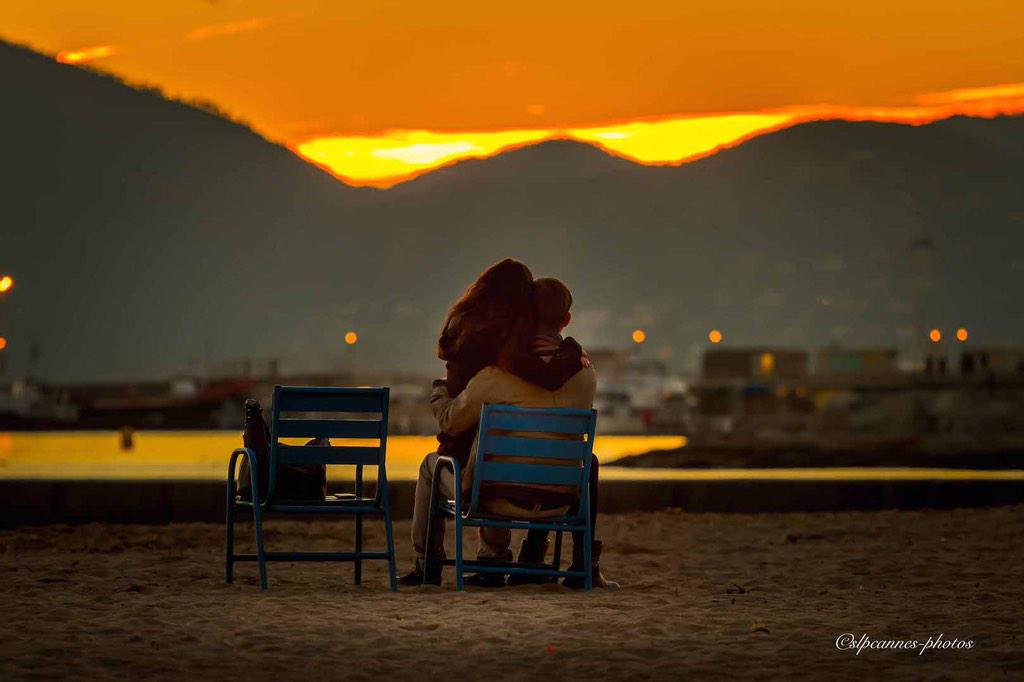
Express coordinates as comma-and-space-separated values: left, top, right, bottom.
2, 432, 1022, 482
0, 432, 689, 481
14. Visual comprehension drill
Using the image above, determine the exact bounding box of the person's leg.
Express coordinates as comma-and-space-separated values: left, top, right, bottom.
410, 452, 443, 557
462, 522, 513, 588
506, 525, 552, 586
477, 527, 512, 561
401, 452, 451, 585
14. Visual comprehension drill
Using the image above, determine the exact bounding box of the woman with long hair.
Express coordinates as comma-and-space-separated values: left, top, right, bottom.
434, 258, 536, 466
400, 258, 536, 585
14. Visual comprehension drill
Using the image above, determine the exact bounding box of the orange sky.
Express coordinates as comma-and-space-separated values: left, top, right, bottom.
5, 0, 1024, 186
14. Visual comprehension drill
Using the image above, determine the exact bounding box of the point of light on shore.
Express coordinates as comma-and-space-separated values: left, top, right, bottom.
632, 329, 647, 344
956, 327, 969, 342
344, 331, 358, 345
929, 329, 942, 343
708, 329, 723, 344
0, 337, 7, 351
0, 276, 12, 293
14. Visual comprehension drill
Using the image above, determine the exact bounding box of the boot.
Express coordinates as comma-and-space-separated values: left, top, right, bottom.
508, 536, 551, 586
398, 557, 442, 587
563, 540, 619, 590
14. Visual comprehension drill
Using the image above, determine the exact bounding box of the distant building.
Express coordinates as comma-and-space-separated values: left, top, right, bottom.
924, 353, 949, 376
959, 347, 1024, 377
700, 348, 807, 385
586, 348, 687, 432
815, 347, 899, 376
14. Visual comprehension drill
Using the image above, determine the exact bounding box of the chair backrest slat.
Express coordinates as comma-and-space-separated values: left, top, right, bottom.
276, 390, 385, 414
268, 386, 390, 502
276, 418, 382, 440
481, 435, 590, 459
470, 404, 597, 515
477, 460, 583, 486
276, 444, 381, 467
484, 409, 593, 434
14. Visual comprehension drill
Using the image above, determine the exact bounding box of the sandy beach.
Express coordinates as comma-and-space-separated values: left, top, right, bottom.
1, 506, 1021, 680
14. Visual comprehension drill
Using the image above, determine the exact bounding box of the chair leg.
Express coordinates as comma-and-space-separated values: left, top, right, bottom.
383, 504, 398, 592
583, 524, 593, 592
252, 504, 268, 591
552, 530, 563, 573
354, 513, 363, 585
423, 472, 443, 586
225, 492, 236, 584
454, 514, 464, 592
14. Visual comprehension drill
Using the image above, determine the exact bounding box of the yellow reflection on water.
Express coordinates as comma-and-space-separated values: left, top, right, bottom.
0, 432, 687, 481
600, 467, 1024, 481
2, 432, 1020, 482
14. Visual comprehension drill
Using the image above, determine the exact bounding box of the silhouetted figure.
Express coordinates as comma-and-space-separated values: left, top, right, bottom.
961, 353, 975, 375
119, 426, 134, 451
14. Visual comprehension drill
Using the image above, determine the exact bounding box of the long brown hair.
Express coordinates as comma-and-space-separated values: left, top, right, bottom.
438, 258, 535, 370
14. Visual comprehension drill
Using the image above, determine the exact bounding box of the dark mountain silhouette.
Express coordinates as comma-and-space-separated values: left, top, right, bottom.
3, 39, 1023, 381
3, 40, 381, 379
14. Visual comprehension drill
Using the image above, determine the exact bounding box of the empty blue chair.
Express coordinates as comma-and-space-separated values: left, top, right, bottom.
226, 386, 397, 591
425, 404, 597, 590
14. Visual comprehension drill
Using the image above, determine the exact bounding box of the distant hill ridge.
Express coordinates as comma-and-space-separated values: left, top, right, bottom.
3, 39, 1023, 381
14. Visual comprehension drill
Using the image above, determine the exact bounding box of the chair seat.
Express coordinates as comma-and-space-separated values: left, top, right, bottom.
235, 493, 382, 512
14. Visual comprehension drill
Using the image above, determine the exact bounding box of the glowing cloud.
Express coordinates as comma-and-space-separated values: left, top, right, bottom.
918, 83, 1024, 105
187, 17, 267, 42
56, 45, 117, 64
54, 18, 269, 69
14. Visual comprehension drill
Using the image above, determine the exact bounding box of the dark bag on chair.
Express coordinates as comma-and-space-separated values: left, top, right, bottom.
237, 399, 327, 502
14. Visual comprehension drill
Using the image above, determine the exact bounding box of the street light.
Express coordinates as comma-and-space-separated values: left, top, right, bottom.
0, 276, 12, 293
708, 329, 723, 344
956, 327, 969, 342
929, 328, 942, 343
344, 331, 358, 345
631, 329, 646, 344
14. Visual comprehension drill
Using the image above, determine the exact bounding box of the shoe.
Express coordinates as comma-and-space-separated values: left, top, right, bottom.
464, 573, 506, 588
563, 540, 620, 590
508, 536, 551, 586
398, 557, 442, 586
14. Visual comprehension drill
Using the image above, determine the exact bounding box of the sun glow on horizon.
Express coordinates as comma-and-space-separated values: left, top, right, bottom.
294, 83, 1024, 188
296, 129, 555, 185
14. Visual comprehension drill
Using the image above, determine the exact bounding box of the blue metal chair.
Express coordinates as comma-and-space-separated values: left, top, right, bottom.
226, 386, 397, 591
425, 404, 597, 591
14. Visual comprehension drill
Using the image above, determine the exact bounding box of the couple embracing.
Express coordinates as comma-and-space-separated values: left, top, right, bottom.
401, 258, 618, 589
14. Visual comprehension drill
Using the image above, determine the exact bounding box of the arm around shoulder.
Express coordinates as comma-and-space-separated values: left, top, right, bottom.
431, 366, 501, 435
